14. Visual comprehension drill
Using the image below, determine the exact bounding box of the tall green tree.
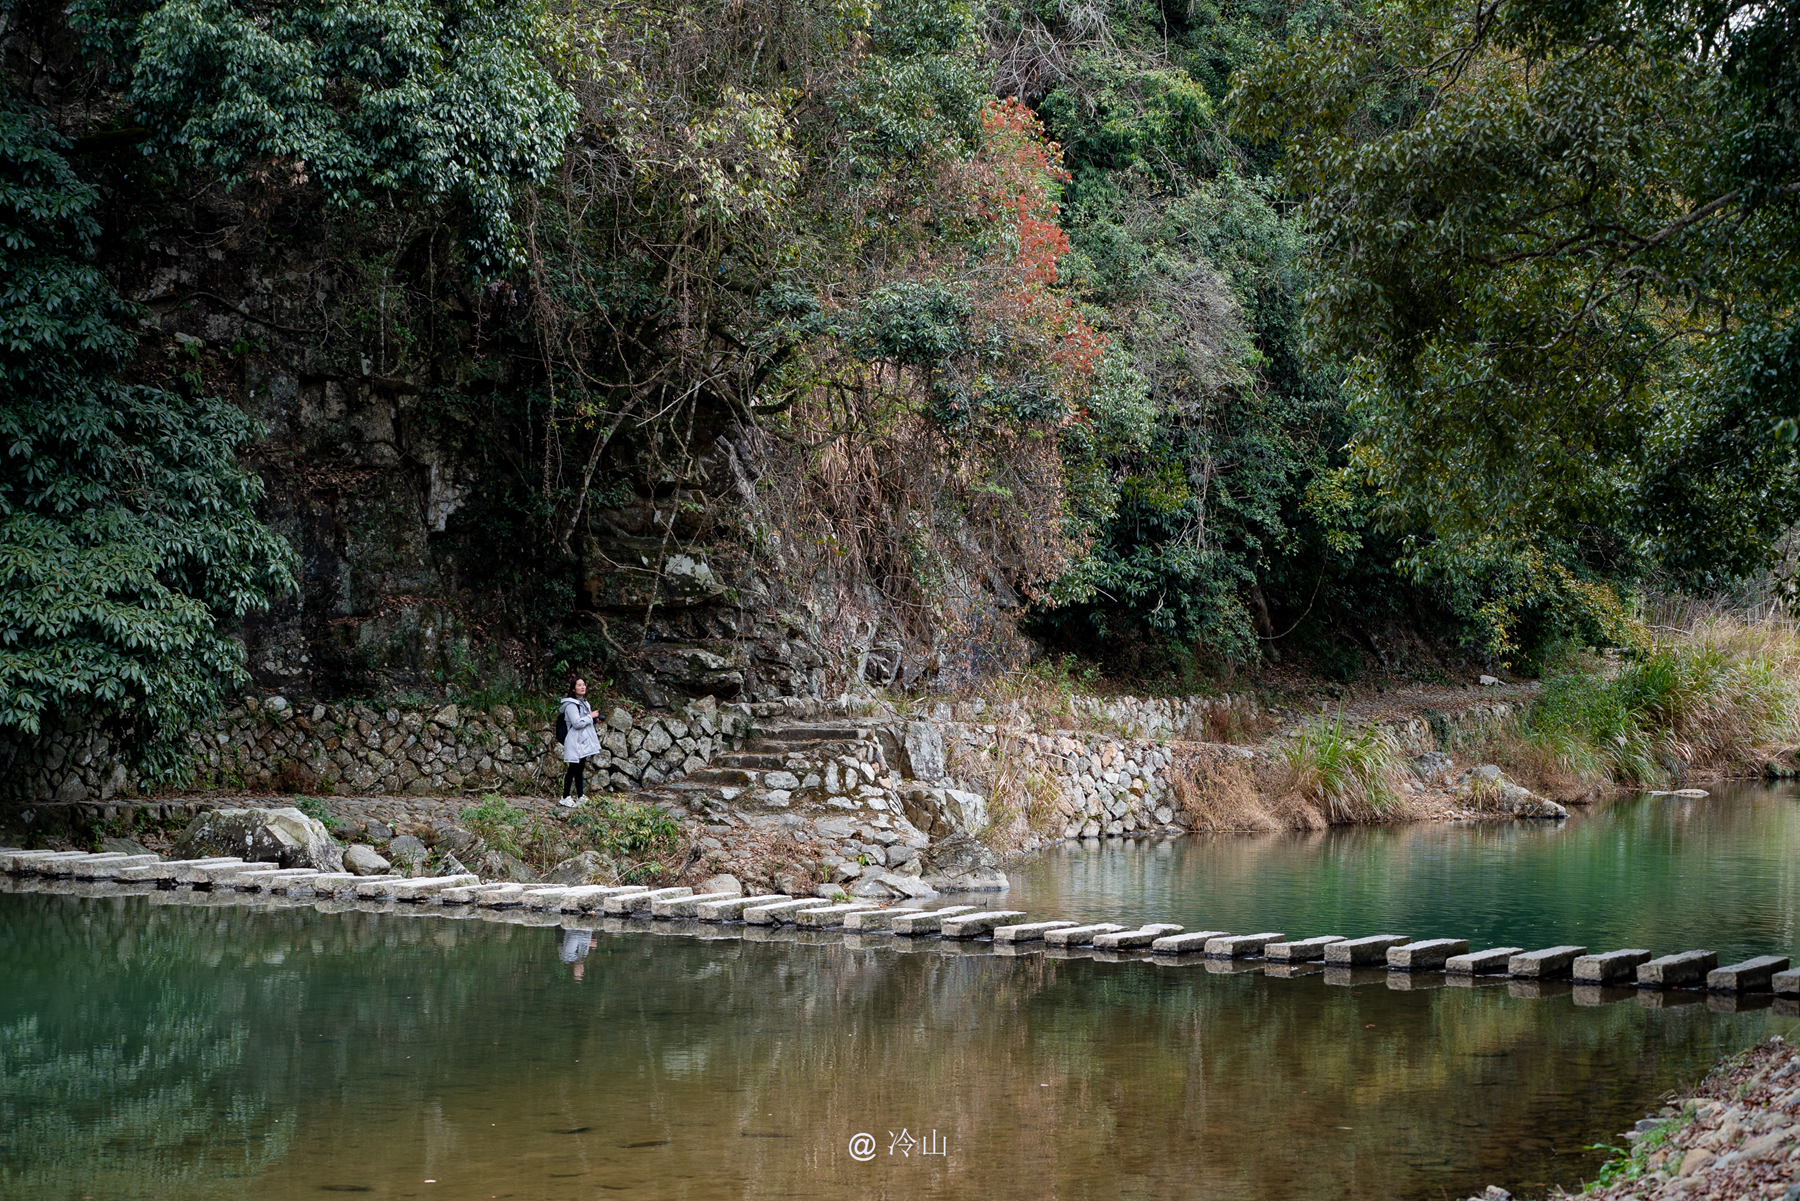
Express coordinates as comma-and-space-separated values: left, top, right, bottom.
0, 103, 295, 777
1233, 0, 1800, 590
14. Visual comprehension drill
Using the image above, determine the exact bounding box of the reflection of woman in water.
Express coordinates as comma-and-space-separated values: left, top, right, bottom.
559, 926, 594, 981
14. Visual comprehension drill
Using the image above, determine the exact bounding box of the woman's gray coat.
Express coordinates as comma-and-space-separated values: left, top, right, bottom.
560, 697, 602, 762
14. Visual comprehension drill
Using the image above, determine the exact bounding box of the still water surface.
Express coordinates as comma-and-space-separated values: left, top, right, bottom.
1011, 781, 1800, 963
2, 785, 1796, 1201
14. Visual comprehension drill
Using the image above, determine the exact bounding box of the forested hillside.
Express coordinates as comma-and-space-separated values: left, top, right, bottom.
2, 0, 1796, 778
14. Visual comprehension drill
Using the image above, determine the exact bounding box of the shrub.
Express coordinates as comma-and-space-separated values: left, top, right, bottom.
1278, 714, 1405, 822
564, 799, 681, 859
1520, 626, 1800, 787
461, 794, 557, 864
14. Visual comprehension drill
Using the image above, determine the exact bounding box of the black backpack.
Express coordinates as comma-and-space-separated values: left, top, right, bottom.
555, 705, 569, 744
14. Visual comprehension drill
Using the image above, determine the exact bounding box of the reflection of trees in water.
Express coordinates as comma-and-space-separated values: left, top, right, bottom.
0, 900, 295, 1197
536, 932, 1767, 1200
0, 889, 1783, 1201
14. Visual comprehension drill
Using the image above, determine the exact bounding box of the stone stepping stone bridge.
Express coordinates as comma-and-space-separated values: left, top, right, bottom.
4, 849, 1794, 1014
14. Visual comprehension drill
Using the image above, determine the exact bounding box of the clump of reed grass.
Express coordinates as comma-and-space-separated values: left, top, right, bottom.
1518, 622, 1800, 789
1277, 713, 1408, 822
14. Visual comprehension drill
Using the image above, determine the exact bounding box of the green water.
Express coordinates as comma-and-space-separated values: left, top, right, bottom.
1012, 782, 1800, 963
2, 785, 1796, 1201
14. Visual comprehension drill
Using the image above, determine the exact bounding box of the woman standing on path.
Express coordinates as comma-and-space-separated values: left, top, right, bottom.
559, 678, 602, 807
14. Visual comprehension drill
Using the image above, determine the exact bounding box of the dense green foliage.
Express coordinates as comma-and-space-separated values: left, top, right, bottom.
79, 0, 576, 268
5, 0, 1797, 737
1234, 0, 1800, 592
1002, 0, 1341, 666
0, 102, 293, 774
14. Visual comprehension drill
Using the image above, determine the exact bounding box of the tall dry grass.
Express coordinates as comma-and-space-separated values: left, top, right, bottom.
1275, 714, 1418, 823
1497, 616, 1800, 793
1169, 748, 1324, 832
944, 728, 1066, 851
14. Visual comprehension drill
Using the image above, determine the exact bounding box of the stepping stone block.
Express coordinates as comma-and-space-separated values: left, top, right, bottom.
467, 884, 530, 906
696, 894, 791, 920
68, 855, 160, 879
186, 861, 274, 886
1572, 949, 1653, 984
842, 908, 925, 931
993, 921, 1079, 944
266, 874, 335, 895
1388, 939, 1470, 970
1323, 936, 1410, 966
888, 907, 979, 936
794, 904, 883, 929
1445, 947, 1525, 974
33, 853, 130, 876
0, 850, 80, 872
1775, 970, 1799, 996
1265, 936, 1346, 962
653, 891, 743, 918
118, 857, 241, 882
302, 873, 377, 895
1093, 924, 1184, 950
1044, 923, 1129, 947
361, 874, 478, 900
604, 887, 691, 915
743, 899, 837, 925
1708, 955, 1791, 993
1507, 946, 1587, 978
1636, 950, 1717, 988
941, 911, 1029, 939
1150, 931, 1231, 954
1207, 933, 1288, 959
555, 885, 635, 912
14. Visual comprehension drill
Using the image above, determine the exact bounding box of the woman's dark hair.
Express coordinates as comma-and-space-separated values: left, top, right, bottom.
565, 673, 584, 695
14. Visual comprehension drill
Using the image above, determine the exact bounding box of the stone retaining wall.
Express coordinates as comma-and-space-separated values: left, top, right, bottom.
9, 695, 834, 805
929, 698, 1525, 845
1066, 692, 1260, 740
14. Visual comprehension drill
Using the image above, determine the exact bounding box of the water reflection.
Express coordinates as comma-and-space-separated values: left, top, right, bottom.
1011, 781, 1800, 963
558, 926, 594, 980
0, 891, 1788, 1201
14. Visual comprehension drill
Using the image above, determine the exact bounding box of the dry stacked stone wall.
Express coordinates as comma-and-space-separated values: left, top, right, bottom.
11, 695, 808, 805
927, 696, 1525, 847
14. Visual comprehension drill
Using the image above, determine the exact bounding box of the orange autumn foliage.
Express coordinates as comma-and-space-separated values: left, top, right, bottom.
962, 97, 1106, 401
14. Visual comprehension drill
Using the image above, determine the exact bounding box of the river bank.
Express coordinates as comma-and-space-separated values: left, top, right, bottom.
6, 620, 1798, 898
1524, 1035, 1800, 1200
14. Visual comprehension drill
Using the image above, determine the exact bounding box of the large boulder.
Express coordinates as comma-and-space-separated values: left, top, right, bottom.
474, 847, 540, 882
172, 807, 344, 871
1455, 766, 1569, 819
919, 834, 1008, 892
426, 821, 481, 858
386, 835, 429, 876
1411, 752, 1454, 785
700, 873, 743, 896
547, 849, 615, 885
900, 721, 947, 781
343, 844, 391, 876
